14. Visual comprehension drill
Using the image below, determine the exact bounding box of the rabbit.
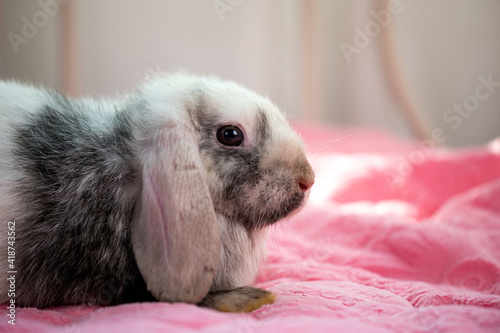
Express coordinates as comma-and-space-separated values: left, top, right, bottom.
0, 73, 315, 312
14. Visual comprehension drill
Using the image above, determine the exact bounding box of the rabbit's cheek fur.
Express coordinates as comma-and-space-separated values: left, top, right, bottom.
201, 136, 313, 230
216, 166, 304, 230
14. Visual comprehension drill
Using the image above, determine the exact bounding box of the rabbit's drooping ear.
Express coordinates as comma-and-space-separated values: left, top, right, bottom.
131, 123, 221, 304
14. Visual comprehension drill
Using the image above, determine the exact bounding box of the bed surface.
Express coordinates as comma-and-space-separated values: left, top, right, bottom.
2, 124, 500, 332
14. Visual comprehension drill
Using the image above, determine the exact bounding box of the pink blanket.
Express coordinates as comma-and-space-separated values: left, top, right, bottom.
3, 124, 500, 332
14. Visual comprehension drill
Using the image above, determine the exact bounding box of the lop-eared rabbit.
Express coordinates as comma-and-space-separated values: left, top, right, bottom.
0, 74, 314, 312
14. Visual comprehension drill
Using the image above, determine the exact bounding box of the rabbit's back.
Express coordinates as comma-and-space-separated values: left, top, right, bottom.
0, 82, 153, 307
0, 81, 51, 304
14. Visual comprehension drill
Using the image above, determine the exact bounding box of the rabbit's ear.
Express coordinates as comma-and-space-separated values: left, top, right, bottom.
131, 124, 221, 304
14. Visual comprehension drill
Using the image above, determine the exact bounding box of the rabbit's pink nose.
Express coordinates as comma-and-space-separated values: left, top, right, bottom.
298, 178, 314, 191
297, 167, 315, 192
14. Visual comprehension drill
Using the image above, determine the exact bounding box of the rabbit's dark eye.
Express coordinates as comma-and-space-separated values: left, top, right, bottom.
216, 125, 244, 147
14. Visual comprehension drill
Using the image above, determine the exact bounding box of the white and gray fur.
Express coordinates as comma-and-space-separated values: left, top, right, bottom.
0, 74, 314, 308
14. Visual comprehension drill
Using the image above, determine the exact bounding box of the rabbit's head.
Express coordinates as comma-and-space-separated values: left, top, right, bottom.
130, 74, 314, 304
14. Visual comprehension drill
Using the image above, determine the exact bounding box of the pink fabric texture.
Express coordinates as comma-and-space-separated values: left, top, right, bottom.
2, 124, 500, 332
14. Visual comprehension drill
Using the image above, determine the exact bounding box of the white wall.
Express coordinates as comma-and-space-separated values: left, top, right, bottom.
395, 0, 500, 146
0, 0, 62, 88
1, 0, 499, 147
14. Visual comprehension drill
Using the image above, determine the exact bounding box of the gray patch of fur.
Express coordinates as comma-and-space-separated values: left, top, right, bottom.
9, 93, 154, 307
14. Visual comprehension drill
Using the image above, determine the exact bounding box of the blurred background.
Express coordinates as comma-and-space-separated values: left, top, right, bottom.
0, 0, 499, 147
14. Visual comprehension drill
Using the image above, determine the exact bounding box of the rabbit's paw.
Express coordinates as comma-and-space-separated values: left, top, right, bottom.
199, 286, 276, 313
